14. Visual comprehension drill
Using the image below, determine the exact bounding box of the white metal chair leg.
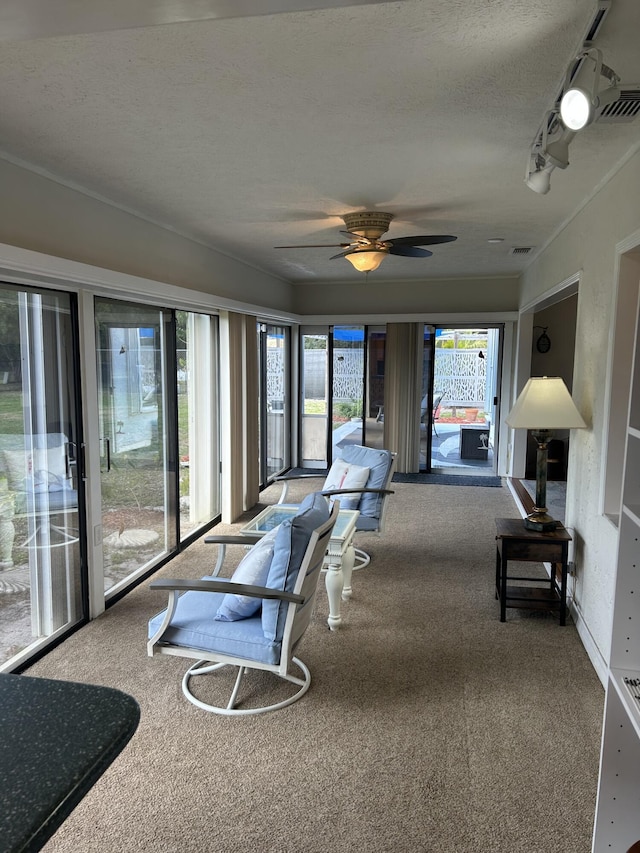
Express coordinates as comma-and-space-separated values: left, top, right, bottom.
181, 659, 311, 715
227, 665, 247, 710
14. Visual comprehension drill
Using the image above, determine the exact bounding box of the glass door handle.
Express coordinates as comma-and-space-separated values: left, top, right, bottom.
67, 441, 80, 484
80, 443, 86, 482
101, 437, 112, 472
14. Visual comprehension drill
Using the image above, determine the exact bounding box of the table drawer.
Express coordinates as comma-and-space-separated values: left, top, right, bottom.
501, 539, 564, 562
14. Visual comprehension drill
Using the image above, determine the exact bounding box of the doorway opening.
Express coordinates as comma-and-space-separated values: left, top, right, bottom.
424, 326, 502, 476
517, 290, 579, 525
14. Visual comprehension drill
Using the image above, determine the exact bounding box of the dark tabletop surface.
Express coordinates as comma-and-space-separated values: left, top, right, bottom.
495, 517, 572, 541
0, 673, 140, 852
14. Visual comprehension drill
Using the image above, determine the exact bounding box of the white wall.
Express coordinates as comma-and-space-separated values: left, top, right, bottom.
294, 274, 520, 315
0, 158, 293, 312
519, 147, 640, 680
530, 295, 578, 389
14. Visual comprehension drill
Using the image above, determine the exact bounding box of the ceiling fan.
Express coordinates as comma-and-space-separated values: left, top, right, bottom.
275, 211, 457, 273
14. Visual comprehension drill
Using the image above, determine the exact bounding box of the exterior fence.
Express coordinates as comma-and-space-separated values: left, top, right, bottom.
285, 348, 486, 409
433, 349, 486, 408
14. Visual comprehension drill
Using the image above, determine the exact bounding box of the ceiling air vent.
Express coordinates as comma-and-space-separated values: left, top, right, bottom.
509, 247, 533, 256
599, 89, 640, 123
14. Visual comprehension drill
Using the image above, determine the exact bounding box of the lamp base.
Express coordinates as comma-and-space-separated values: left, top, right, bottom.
524, 509, 558, 532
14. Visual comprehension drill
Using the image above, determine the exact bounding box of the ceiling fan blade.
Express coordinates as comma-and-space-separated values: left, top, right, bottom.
385, 235, 458, 247
388, 245, 433, 258
339, 230, 373, 244
329, 249, 356, 260
274, 243, 349, 249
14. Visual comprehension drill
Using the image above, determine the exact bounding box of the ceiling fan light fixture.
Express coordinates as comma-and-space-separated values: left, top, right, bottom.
342, 211, 394, 240
275, 210, 457, 268
344, 248, 388, 273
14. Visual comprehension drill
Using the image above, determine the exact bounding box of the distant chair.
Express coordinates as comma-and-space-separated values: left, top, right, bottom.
148, 494, 338, 715
421, 391, 444, 436
275, 444, 395, 570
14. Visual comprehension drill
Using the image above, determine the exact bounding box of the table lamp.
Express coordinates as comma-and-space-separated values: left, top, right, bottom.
506, 376, 586, 531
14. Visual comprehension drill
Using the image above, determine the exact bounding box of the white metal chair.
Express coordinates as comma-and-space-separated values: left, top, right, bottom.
147, 494, 338, 715
421, 391, 444, 436
275, 445, 396, 570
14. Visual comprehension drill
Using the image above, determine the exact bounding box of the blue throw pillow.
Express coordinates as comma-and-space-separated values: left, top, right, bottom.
214, 527, 278, 622
261, 492, 330, 641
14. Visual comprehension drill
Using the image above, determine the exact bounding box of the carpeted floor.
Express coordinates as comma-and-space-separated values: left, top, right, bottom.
27, 479, 604, 853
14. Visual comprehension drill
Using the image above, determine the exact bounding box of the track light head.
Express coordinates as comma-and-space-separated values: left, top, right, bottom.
560, 48, 620, 131
525, 119, 575, 194
525, 161, 555, 194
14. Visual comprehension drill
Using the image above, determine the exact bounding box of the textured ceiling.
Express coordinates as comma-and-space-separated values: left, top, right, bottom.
0, 0, 638, 284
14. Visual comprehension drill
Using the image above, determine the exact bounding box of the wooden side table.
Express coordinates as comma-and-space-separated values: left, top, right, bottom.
495, 517, 571, 624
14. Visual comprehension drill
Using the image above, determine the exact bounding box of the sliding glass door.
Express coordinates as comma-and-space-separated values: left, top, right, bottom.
258, 323, 289, 485
427, 326, 502, 474
96, 299, 174, 595
177, 310, 220, 540
419, 326, 436, 470
0, 283, 86, 670
300, 329, 329, 468
299, 326, 366, 468
0, 290, 221, 670
331, 327, 365, 459
365, 326, 386, 450
96, 299, 221, 593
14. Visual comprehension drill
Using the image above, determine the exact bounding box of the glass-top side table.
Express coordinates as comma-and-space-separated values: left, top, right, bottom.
241, 504, 359, 630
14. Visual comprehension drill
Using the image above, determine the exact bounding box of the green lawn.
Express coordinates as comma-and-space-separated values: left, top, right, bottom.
0, 388, 24, 434
304, 399, 326, 414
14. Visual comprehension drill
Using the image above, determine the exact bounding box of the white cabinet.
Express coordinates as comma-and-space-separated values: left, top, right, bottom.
592, 308, 640, 851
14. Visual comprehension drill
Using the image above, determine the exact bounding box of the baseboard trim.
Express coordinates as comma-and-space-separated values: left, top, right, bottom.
570, 600, 608, 689
507, 477, 531, 517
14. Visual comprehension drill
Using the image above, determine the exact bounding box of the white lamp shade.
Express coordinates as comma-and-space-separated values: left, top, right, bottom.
506, 376, 586, 430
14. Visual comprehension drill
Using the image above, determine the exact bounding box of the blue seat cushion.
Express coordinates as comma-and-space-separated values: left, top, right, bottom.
148, 583, 282, 666
14, 488, 78, 515
355, 515, 380, 532
340, 446, 392, 519
262, 492, 330, 642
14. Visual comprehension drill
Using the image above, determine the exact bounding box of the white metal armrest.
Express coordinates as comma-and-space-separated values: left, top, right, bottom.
149, 577, 304, 604
273, 472, 325, 503
320, 487, 394, 498
203, 533, 262, 576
